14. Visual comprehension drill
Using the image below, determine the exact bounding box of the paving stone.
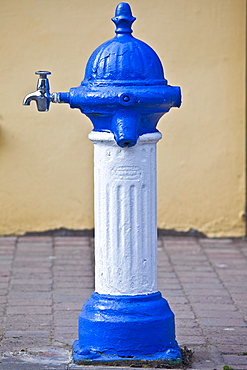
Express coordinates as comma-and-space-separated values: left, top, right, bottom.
159, 289, 185, 297
54, 327, 77, 335
8, 291, 52, 299
182, 282, 224, 289
54, 311, 80, 321
0, 276, 11, 283
54, 279, 94, 288
178, 336, 207, 345
187, 295, 233, 304
172, 309, 196, 319
53, 294, 88, 303
216, 344, 247, 354
0, 282, 9, 290
10, 285, 52, 292
199, 317, 246, 327
192, 303, 238, 311
18, 236, 52, 242
1, 337, 52, 350
5, 315, 52, 330
0, 296, 7, 304
156, 271, 177, 278
10, 278, 52, 285
13, 262, 52, 269
178, 276, 220, 283
194, 309, 244, 319
53, 318, 78, 327
224, 285, 247, 293
5, 330, 51, 338
6, 306, 52, 315
163, 296, 189, 304
205, 334, 247, 345
175, 319, 199, 328
17, 243, 53, 249
222, 354, 247, 366
187, 288, 230, 296
53, 276, 92, 283
231, 293, 247, 301
191, 344, 225, 365
175, 271, 219, 279
54, 302, 83, 311
0, 236, 17, 242
176, 327, 204, 336
12, 267, 52, 275
203, 326, 247, 336
0, 256, 14, 262
53, 334, 75, 345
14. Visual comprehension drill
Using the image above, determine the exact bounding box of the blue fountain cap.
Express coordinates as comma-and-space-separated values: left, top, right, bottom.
111, 2, 136, 34
82, 2, 167, 85
58, 3, 181, 148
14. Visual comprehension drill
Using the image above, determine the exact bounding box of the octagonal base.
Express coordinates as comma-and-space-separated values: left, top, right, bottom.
72, 292, 181, 364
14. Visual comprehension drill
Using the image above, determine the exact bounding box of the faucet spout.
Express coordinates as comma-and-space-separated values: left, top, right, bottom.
23, 90, 50, 112
112, 110, 139, 147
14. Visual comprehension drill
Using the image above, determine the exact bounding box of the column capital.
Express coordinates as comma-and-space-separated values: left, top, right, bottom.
89, 131, 162, 145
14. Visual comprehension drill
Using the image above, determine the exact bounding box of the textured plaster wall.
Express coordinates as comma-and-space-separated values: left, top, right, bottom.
0, 0, 245, 237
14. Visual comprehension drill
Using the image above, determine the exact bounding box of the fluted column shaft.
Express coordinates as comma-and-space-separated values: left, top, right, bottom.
89, 131, 162, 295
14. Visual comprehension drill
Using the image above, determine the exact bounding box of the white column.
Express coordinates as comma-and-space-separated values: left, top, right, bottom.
89, 131, 162, 295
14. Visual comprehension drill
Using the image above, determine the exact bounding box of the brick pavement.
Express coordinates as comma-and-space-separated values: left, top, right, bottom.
0, 236, 247, 369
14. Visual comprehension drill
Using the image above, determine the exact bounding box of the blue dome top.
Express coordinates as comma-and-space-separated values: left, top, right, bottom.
83, 3, 167, 85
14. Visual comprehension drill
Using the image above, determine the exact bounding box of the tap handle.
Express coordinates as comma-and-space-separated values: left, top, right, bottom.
35, 71, 51, 93
35, 71, 51, 78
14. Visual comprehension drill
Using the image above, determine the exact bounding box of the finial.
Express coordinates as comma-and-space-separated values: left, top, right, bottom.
111, 3, 136, 35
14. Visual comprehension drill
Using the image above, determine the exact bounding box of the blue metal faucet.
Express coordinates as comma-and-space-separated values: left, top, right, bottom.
23, 2, 181, 148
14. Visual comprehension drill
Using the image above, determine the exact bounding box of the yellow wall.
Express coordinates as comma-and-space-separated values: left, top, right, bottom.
0, 0, 245, 237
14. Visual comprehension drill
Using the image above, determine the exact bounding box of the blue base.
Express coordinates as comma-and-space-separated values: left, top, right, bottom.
73, 291, 181, 364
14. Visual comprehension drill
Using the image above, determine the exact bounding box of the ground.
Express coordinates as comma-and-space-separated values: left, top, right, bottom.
0, 236, 247, 369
